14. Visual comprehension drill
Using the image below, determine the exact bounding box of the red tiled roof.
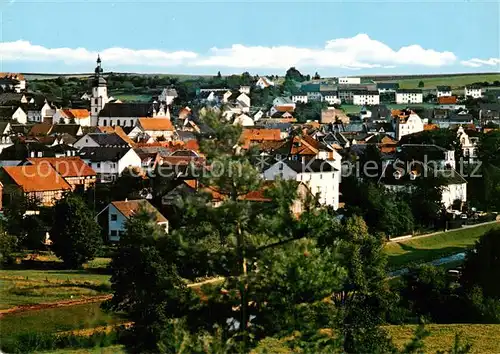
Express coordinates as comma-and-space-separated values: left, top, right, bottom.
438, 96, 458, 104
138, 118, 174, 131
424, 124, 439, 131
0, 73, 25, 80
61, 109, 90, 119
111, 199, 168, 223
98, 126, 135, 146
274, 105, 295, 113
26, 157, 96, 178
2, 164, 71, 192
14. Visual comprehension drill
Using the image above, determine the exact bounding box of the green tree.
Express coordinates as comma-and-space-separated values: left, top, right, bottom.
461, 229, 500, 299
418, 81, 425, 88
50, 193, 102, 268
313, 72, 321, 80
0, 220, 17, 264
285, 67, 305, 82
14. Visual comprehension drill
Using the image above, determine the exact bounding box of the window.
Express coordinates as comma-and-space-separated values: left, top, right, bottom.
110, 230, 117, 237
279, 163, 283, 171
97, 163, 101, 168
85, 139, 88, 143
117, 119, 121, 126
130, 120, 133, 126
111, 214, 117, 221
320, 174, 323, 180
94, 98, 98, 104
103, 120, 107, 126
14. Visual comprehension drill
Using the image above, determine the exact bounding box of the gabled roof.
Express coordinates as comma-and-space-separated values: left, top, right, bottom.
98, 103, 154, 118
0, 106, 22, 119
29, 123, 53, 136
138, 118, 174, 131
97, 126, 135, 146
84, 133, 130, 147
438, 96, 458, 104
79, 147, 132, 162
0, 141, 55, 160
50, 124, 82, 137
2, 164, 71, 192
60, 109, 90, 120
281, 159, 337, 173
110, 199, 168, 223
25, 157, 96, 178
396, 89, 423, 94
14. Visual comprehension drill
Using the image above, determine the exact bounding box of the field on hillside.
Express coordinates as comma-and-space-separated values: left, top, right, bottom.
380, 73, 500, 90
385, 324, 500, 353
0, 255, 111, 309
384, 222, 500, 269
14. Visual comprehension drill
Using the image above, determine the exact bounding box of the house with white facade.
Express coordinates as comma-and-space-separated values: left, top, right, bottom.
52, 109, 91, 126
292, 93, 308, 104
353, 91, 380, 106
436, 86, 452, 97
263, 159, 340, 210
338, 77, 361, 85
396, 89, 423, 104
158, 88, 178, 105
379, 163, 467, 210
464, 85, 482, 99
456, 126, 479, 163
395, 111, 424, 140
322, 91, 341, 105
233, 113, 254, 127
239, 86, 251, 95
0, 106, 27, 124
74, 132, 131, 149
255, 77, 275, 89
307, 91, 324, 102
79, 146, 141, 183
96, 199, 168, 242
0, 73, 26, 93
137, 118, 175, 140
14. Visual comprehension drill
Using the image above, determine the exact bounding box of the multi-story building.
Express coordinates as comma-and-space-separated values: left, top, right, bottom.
395, 89, 423, 104
353, 91, 380, 106
464, 84, 482, 99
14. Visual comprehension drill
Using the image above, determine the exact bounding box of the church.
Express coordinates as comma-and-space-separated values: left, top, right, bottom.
90, 56, 170, 128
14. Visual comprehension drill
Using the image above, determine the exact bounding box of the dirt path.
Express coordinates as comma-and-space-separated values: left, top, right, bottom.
0, 294, 112, 317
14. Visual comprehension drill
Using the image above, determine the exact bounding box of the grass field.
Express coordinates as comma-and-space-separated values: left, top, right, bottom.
42, 345, 126, 354
0, 302, 122, 339
384, 223, 500, 269
380, 73, 500, 90
110, 94, 152, 102
0, 257, 111, 309
385, 324, 500, 353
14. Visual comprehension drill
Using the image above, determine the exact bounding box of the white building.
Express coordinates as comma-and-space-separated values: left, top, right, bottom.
464, 85, 482, 99
239, 86, 251, 95
395, 112, 424, 140
96, 199, 168, 242
263, 159, 340, 210
233, 113, 254, 127
52, 109, 91, 126
74, 132, 131, 149
338, 77, 361, 85
292, 94, 308, 104
322, 91, 341, 105
353, 91, 380, 106
456, 126, 479, 163
436, 86, 452, 97
255, 77, 275, 89
0, 73, 26, 93
396, 89, 423, 104
307, 91, 323, 102
380, 165, 467, 210
0, 106, 27, 124
79, 146, 141, 183
158, 88, 178, 106
137, 118, 175, 140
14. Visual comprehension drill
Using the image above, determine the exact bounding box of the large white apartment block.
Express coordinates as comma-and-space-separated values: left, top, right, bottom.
353, 91, 380, 106
396, 89, 423, 104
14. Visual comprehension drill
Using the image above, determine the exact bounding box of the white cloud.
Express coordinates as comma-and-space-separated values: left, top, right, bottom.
461, 58, 500, 68
0, 40, 198, 67
0, 34, 458, 70
195, 34, 457, 69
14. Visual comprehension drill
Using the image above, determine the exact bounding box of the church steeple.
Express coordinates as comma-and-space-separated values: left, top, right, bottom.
91, 54, 109, 126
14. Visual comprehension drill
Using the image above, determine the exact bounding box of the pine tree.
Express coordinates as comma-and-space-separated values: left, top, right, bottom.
51, 193, 102, 268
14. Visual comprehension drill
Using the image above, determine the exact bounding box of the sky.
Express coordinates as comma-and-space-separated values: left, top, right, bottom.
0, 0, 499, 76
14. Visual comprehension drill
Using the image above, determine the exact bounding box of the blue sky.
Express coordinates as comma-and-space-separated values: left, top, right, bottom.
0, 0, 499, 76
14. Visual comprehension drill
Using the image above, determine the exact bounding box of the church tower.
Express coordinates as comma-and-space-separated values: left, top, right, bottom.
90, 55, 109, 126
